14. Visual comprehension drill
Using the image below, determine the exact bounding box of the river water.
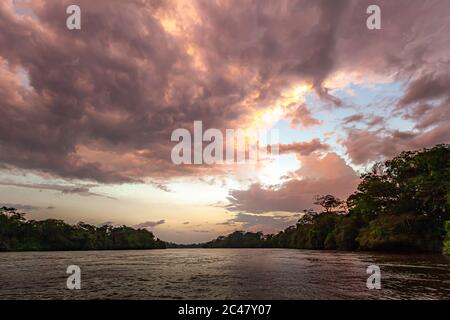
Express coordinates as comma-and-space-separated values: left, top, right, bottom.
0, 249, 448, 299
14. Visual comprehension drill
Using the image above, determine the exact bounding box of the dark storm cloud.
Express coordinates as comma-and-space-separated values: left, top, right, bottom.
398, 74, 450, 107
0, 0, 353, 182
343, 125, 450, 165
397, 74, 450, 130
0, 0, 449, 183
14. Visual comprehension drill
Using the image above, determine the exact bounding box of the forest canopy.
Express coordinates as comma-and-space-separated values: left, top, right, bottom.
1, 144, 449, 253
203, 144, 450, 253
0, 208, 166, 251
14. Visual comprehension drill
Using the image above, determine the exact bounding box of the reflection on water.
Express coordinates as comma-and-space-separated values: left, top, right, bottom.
0, 249, 448, 299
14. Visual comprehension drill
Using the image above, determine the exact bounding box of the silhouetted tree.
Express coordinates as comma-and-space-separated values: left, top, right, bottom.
2, 144, 449, 254
0, 207, 166, 251
314, 195, 344, 213
204, 145, 450, 253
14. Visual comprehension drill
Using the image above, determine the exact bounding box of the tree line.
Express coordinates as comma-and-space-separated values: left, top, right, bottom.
1, 144, 449, 253
444, 221, 450, 255
0, 209, 166, 251
203, 144, 450, 254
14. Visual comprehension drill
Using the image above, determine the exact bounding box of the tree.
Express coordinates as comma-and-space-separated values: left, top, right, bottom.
348, 145, 449, 221
297, 209, 318, 225
442, 221, 450, 255
314, 195, 344, 213
0, 208, 166, 251
203, 144, 450, 253
348, 144, 450, 252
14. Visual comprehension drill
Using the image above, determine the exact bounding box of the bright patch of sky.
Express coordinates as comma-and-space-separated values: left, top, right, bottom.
268, 80, 411, 176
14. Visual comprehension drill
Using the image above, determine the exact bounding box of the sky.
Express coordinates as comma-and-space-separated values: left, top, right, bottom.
0, 0, 449, 243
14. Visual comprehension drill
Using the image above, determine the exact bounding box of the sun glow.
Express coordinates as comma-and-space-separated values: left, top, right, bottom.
252, 83, 313, 128
261, 106, 284, 124
294, 83, 313, 97
242, 82, 313, 184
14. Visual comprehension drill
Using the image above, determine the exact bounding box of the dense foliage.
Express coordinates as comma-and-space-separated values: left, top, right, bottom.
204, 145, 450, 253
203, 231, 267, 248
0, 207, 166, 251
444, 221, 450, 255
1, 145, 448, 253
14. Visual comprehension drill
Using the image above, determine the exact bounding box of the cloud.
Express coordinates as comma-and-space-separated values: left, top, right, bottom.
279, 138, 330, 156
153, 183, 171, 192
0, 181, 115, 199
366, 115, 384, 127
341, 72, 450, 164
343, 125, 450, 165
133, 220, 166, 229
342, 114, 385, 128
223, 212, 299, 234
0, 0, 449, 183
226, 152, 360, 213
343, 73, 450, 165
0, 203, 40, 211
342, 114, 365, 125
192, 229, 211, 233
286, 104, 321, 128
398, 74, 450, 107
396, 74, 450, 130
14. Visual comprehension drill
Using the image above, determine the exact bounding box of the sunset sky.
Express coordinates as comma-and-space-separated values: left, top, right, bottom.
1, 0, 449, 243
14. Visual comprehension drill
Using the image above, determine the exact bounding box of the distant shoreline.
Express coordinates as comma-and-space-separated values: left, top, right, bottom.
1, 247, 448, 256
1, 145, 449, 256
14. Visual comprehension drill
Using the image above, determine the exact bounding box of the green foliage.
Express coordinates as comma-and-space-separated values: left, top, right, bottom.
348, 144, 449, 252
0, 207, 166, 251
444, 221, 450, 255
313, 195, 345, 213
348, 144, 449, 220
202, 231, 266, 248
333, 215, 362, 250
1, 145, 449, 253
357, 213, 442, 252
205, 144, 450, 253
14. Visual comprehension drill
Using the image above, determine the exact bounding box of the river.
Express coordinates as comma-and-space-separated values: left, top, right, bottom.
0, 249, 448, 299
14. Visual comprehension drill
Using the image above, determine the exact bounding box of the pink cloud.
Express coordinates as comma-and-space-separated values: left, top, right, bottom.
279, 138, 329, 156
287, 104, 321, 128
226, 153, 360, 213
0, 0, 449, 183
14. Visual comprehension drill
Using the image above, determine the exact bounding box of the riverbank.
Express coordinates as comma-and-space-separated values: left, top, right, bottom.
444, 221, 450, 255
0, 207, 166, 251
